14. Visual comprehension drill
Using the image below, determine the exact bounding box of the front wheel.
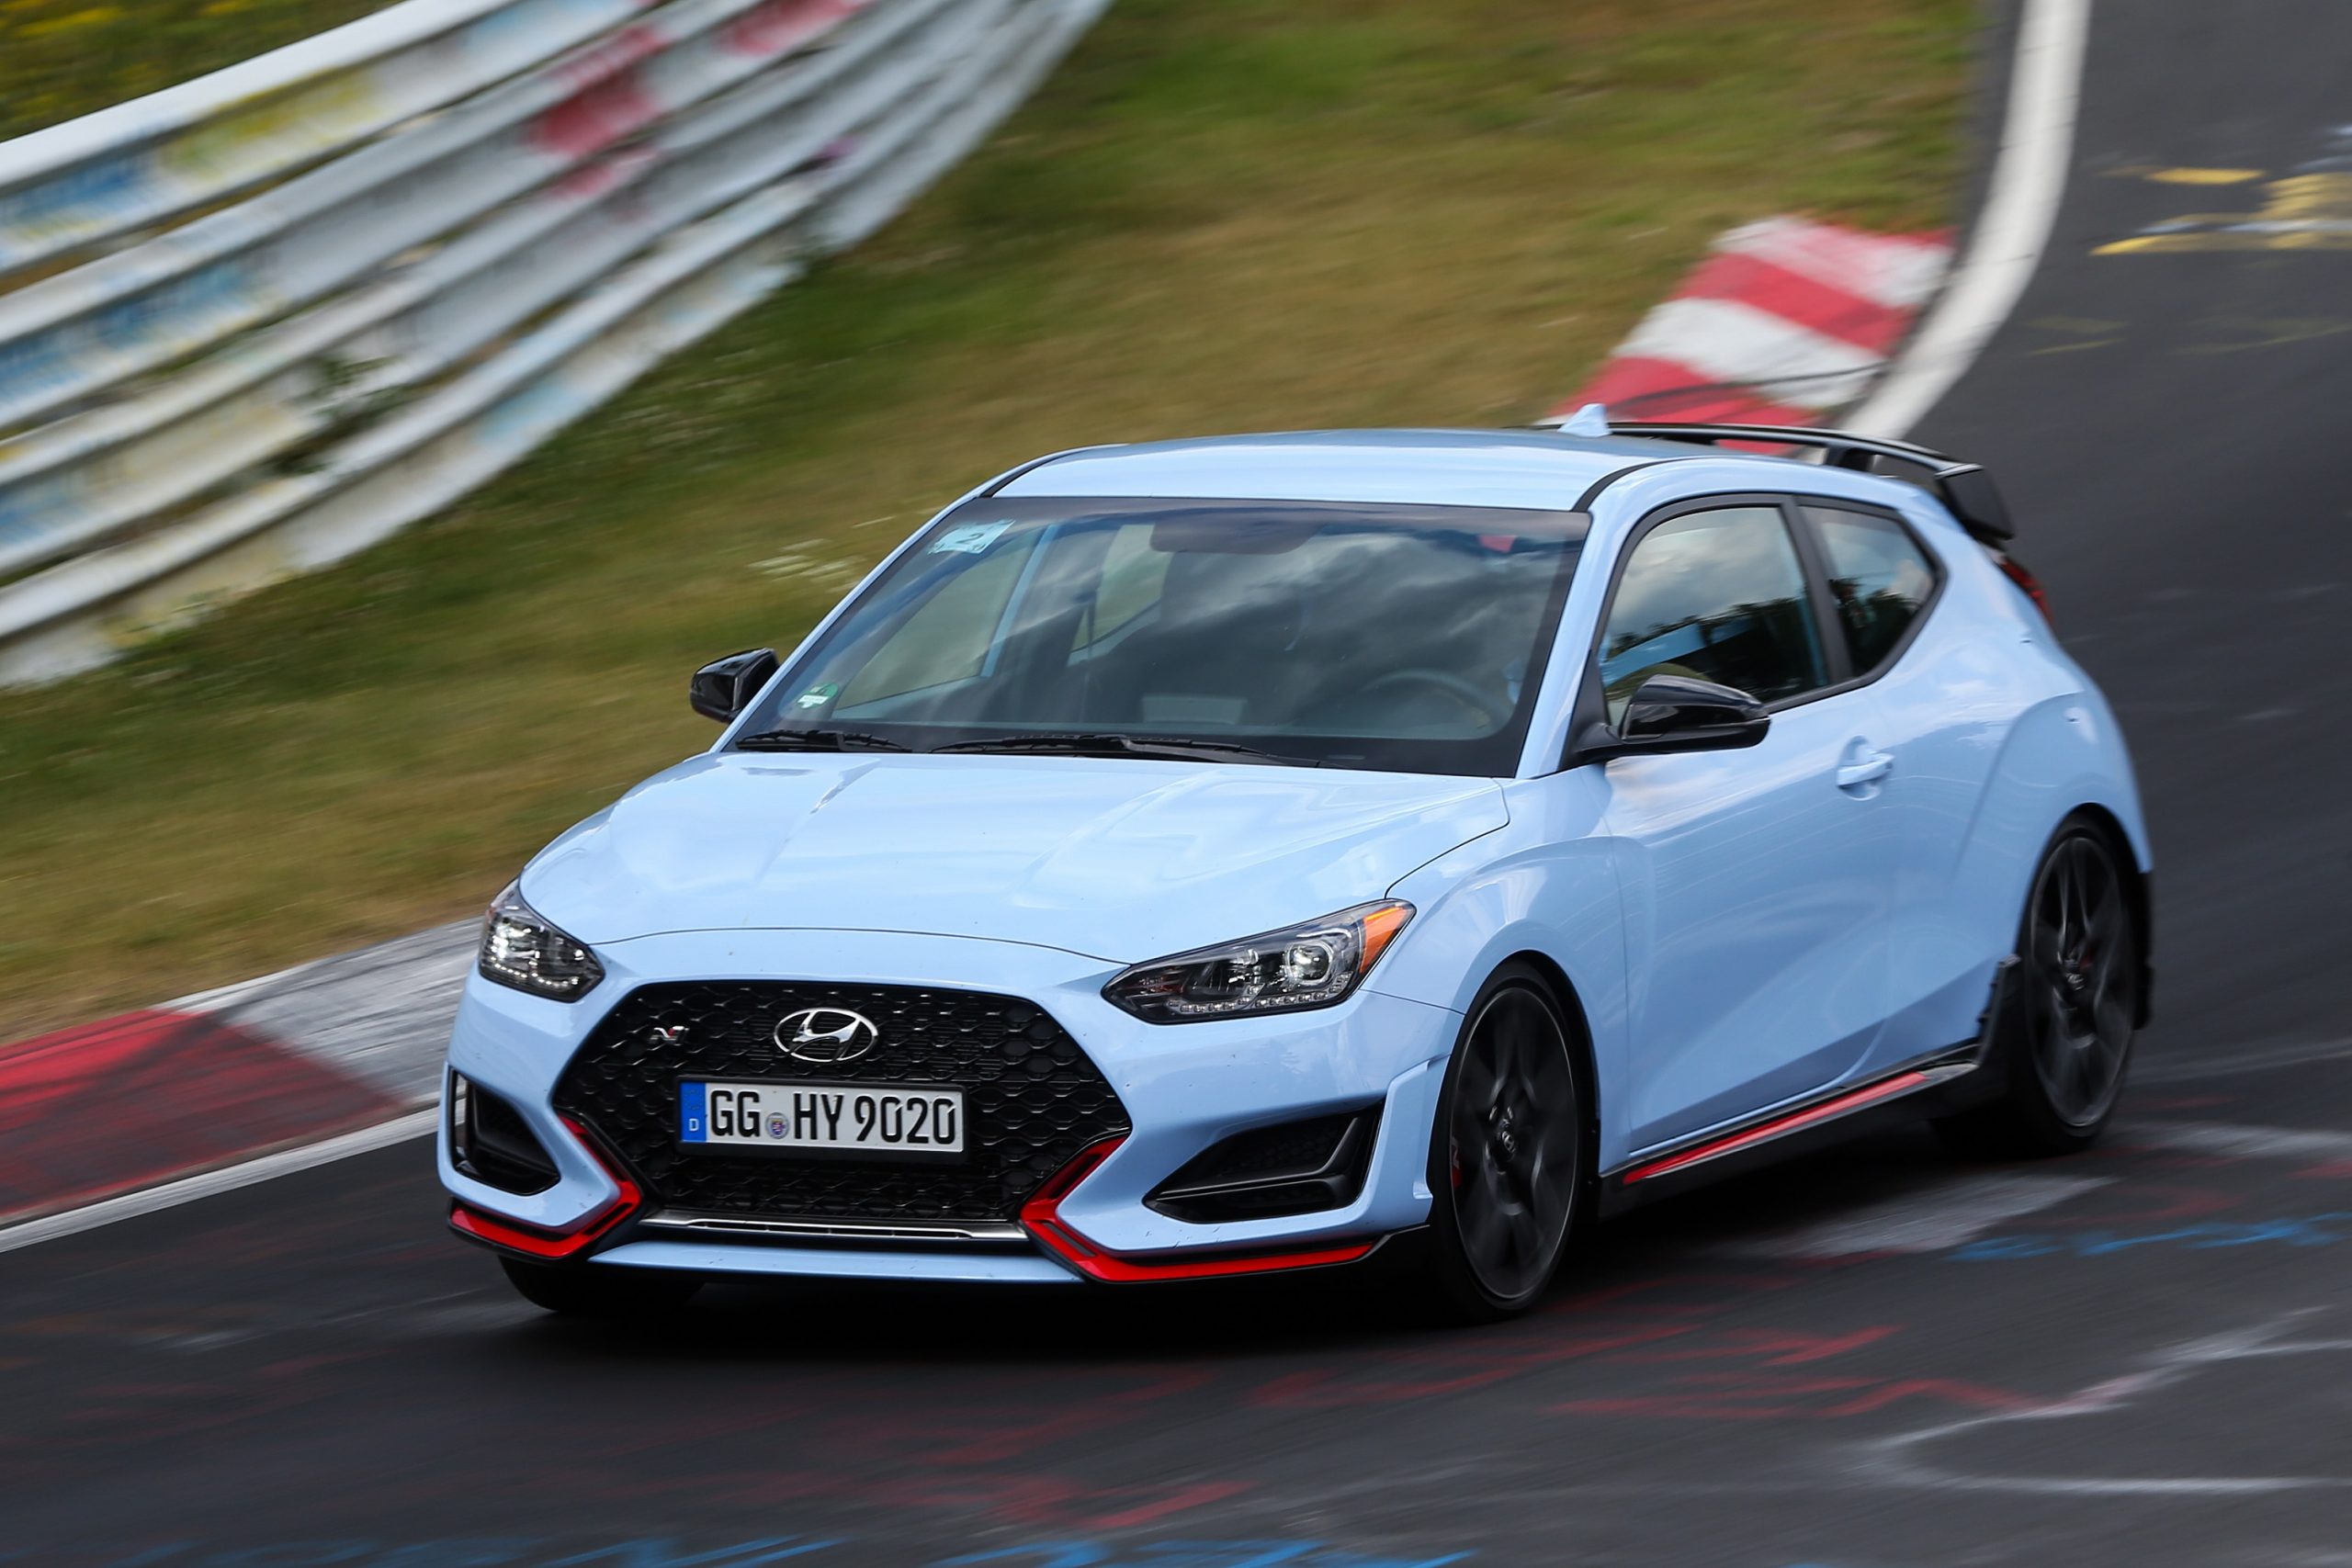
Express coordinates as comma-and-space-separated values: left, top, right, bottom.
1419, 965, 1589, 1322
1937, 818, 2142, 1157
500, 1256, 704, 1319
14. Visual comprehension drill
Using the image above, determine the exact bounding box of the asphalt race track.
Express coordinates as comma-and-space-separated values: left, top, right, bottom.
8, 6, 2352, 1564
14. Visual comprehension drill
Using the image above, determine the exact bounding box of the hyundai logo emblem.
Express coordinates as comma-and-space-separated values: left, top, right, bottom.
774, 1007, 880, 1064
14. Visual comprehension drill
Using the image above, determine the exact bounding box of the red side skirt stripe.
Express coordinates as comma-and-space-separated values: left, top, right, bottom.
1622, 1071, 1932, 1185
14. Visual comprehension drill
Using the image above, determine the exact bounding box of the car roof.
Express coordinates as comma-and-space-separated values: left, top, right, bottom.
994, 428, 1704, 513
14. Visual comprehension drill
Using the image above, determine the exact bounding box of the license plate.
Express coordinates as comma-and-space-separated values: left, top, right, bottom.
679, 1079, 966, 1155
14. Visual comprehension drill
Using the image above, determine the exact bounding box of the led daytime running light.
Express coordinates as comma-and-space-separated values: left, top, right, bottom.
477, 883, 605, 1001
1102, 900, 1413, 1023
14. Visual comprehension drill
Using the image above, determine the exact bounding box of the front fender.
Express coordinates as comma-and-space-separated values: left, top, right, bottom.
1367, 772, 1635, 1168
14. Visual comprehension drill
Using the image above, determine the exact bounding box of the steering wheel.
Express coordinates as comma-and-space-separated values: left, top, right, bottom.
1357, 667, 1504, 728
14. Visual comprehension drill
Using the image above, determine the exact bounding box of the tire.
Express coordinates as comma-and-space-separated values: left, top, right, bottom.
500, 1256, 703, 1319
1417, 964, 1591, 1323
1936, 817, 2142, 1158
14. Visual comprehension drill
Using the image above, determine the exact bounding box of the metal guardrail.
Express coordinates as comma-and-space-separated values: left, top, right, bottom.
0, 0, 1107, 685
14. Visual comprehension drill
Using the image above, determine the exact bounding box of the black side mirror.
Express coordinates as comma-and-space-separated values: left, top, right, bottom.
690, 649, 779, 723
1577, 674, 1770, 764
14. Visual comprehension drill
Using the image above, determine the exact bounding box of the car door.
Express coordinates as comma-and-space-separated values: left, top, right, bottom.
1796, 499, 2007, 1072
1589, 498, 1901, 1151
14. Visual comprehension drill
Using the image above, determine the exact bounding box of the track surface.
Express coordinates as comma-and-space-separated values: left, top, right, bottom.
9, 7, 2352, 1564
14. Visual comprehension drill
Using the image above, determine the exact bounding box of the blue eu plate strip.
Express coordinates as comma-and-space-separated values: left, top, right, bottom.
679, 1080, 708, 1143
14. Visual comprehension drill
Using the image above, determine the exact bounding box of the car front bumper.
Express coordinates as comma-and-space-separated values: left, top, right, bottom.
439, 927, 1460, 1281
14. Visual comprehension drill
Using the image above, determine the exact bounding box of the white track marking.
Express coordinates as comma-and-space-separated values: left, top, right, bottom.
1847, 0, 2093, 436
1862, 1313, 2352, 1497
1716, 1171, 2111, 1258
2139, 1033, 2352, 1083
0, 1110, 435, 1255
2136, 1122, 2352, 1163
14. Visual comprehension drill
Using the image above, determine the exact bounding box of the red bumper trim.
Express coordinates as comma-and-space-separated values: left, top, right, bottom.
448, 1116, 642, 1260
1020, 1137, 1378, 1282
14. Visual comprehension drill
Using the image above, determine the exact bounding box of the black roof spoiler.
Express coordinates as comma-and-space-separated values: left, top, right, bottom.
1600, 420, 2017, 544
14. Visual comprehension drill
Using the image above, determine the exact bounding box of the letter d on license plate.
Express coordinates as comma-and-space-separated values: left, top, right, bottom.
679, 1079, 965, 1155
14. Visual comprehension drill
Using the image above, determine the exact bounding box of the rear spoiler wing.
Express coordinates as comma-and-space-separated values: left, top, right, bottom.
1600, 420, 2016, 544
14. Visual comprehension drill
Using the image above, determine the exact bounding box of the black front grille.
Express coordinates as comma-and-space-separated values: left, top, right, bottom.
553, 982, 1130, 1224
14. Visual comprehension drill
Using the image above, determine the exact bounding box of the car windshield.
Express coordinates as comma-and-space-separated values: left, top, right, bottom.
737, 497, 1587, 775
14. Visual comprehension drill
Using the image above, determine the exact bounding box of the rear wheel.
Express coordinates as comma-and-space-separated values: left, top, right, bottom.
500, 1257, 703, 1319
1937, 818, 2141, 1157
1419, 965, 1589, 1322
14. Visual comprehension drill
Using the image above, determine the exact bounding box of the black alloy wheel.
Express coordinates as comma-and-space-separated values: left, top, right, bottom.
1939, 818, 2142, 1156
2024, 829, 2137, 1128
1422, 965, 1588, 1321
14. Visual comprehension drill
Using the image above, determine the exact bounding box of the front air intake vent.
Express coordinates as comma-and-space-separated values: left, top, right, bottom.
448, 1074, 560, 1195
1147, 1106, 1379, 1224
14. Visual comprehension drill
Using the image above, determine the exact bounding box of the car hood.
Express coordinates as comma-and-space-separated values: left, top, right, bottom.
524, 751, 1508, 964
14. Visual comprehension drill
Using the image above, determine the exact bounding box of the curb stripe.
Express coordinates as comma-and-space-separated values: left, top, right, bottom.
0, 1110, 438, 1255
1616, 298, 1886, 411
1679, 251, 1917, 355
1557, 215, 1954, 428
0, 919, 470, 1234
1577, 355, 1818, 425
1716, 216, 1952, 309
0, 1008, 401, 1224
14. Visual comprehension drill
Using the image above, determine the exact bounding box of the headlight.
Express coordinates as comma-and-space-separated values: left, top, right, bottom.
478, 883, 605, 1000
1102, 900, 1414, 1022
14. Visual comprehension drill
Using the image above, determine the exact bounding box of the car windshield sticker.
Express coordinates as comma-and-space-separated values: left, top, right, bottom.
794, 682, 839, 710
930, 521, 1012, 555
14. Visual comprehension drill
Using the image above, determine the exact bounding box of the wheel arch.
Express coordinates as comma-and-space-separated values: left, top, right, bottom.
2064, 802, 2155, 1028
1936, 690, 2152, 1028
1487, 949, 1603, 1154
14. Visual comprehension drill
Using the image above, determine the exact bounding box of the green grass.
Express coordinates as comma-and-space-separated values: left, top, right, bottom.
0, 0, 1973, 1034
0, 0, 390, 142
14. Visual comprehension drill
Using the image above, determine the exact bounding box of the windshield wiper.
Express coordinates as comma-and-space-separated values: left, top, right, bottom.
733, 728, 910, 752
929, 732, 1316, 767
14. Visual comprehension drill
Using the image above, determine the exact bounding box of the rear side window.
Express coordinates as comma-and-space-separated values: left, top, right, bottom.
1600, 505, 1826, 724
1804, 505, 1939, 674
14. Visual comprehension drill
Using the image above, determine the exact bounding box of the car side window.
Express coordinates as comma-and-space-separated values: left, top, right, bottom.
1804, 505, 1939, 675
1599, 505, 1826, 726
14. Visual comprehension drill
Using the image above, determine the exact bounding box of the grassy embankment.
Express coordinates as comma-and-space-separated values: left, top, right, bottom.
0, 0, 1971, 1033
0, 0, 389, 142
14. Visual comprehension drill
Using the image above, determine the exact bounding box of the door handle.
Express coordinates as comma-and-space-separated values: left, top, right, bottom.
1836, 750, 1894, 790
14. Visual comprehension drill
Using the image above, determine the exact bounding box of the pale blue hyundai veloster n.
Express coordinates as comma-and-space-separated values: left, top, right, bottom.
440, 420, 2151, 1321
